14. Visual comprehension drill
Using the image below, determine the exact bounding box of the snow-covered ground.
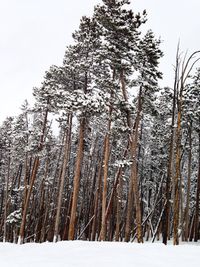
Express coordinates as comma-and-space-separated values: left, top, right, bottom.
0, 241, 199, 267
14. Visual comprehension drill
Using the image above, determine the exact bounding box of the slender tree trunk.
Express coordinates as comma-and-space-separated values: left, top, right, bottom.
194, 129, 200, 242
100, 119, 111, 241
121, 70, 143, 242
54, 114, 72, 242
162, 48, 178, 245
173, 101, 182, 245
131, 98, 143, 243
3, 155, 11, 242
125, 86, 143, 243
18, 156, 40, 244
35, 157, 50, 243
185, 122, 192, 241
115, 169, 122, 241
91, 153, 103, 241
68, 117, 86, 240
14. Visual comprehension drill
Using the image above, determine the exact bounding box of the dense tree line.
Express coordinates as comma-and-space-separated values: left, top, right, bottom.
0, 0, 200, 245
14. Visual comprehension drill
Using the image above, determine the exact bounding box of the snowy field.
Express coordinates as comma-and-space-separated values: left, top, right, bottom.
0, 241, 199, 267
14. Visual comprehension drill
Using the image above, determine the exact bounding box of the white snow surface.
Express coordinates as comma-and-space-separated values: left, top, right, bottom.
0, 241, 199, 267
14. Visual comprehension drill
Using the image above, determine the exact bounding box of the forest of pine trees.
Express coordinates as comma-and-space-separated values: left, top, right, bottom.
0, 0, 200, 245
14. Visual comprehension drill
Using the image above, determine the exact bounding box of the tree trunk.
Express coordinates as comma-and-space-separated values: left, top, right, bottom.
184, 122, 192, 241
18, 156, 40, 244
173, 111, 181, 245
68, 117, 86, 240
100, 120, 111, 241
91, 154, 103, 241
54, 114, 72, 242
162, 48, 178, 245
115, 169, 123, 241
194, 129, 200, 242
125, 86, 143, 243
3, 155, 11, 242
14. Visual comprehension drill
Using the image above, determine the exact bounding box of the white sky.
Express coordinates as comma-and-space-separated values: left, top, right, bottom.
0, 0, 200, 122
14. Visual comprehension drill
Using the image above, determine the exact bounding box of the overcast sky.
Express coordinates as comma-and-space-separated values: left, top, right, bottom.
0, 0, 200, 122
